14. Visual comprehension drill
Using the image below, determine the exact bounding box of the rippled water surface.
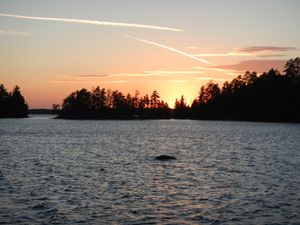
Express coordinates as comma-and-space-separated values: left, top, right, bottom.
0, 115, 300, 224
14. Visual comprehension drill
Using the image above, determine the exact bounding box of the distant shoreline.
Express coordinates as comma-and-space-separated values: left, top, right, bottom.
28, 109, 53, 114
2, 113, 299, 124
54, 114, 300, 124
20, 108, 300, 123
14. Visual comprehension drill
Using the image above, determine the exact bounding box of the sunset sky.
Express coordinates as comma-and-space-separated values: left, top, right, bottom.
1, 0, 299, 108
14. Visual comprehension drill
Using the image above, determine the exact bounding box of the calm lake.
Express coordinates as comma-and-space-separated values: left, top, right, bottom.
0, 115, 299, 224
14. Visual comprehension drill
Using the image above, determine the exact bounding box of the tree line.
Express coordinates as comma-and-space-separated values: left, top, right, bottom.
57, 57, 300, 122
56, 89, 171, 119
1, 57, 299, 122
0, 85, 28, 118
174, 57, 300, 122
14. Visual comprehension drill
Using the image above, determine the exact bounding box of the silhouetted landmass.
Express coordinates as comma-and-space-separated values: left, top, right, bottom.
57, 89, 171, 119
2, 58, 298, 122
173, 95, 190, 119
0, 85, 28, 118
56, 58, 300, 122
28, 109, 54, 114
188, 57, 300, 122
2, 58, 298, 121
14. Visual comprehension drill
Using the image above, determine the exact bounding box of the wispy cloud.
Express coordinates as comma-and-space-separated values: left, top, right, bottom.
194, 52, 250, 57
142, 70, 204, 75
54, 69, 207, 83
52, 78, 127, 84
193, 46, 297, 58
196, 77, 227, 81
63, 70, 204, 79
236, 46, 297, 53
193, 66, 242, 77
258, 54, 285, 58
213, 60, 287, 73
194, 66, 237, 74
0, 28, 31, 36
55, 68, 239, 84
125, 35, 215, 65
0, 13, 182, 32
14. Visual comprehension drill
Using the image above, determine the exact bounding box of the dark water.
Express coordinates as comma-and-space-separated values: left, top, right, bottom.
0, 115, 299, 225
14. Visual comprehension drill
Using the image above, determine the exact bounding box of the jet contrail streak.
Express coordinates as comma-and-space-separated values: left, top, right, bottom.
126, 35, 214, 65
0, 13, 182, 32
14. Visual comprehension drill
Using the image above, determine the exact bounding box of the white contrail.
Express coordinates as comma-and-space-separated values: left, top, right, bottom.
194, 52, 250, 57
0, 13, 182, 32
126, 35, 214, 65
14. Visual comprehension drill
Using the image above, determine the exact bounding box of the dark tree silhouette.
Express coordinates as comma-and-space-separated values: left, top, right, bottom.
284, 57, 300, 83
58, 87, 171, 119
0, 84, 28, 118
60, 88, 93, 118
52, 104, 60, 114
150, 90, 160, 108
91, 86, 106, 113
199, 81, 220, 104
0, 84, 9, 116
56, 58, 299, 122
190, 58, 300, 122
173, 95, 190, 118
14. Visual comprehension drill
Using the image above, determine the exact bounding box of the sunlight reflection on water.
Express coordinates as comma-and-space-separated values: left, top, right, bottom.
0, 118, 300, 224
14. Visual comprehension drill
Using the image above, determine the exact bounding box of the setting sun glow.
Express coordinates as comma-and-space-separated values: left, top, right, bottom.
1, 1, 299, 108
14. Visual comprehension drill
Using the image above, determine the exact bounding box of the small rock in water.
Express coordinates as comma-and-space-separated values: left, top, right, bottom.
155, 155, 176, 161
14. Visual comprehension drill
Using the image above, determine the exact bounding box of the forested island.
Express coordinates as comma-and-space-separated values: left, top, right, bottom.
0, 85, 28, 118
56, 57, 300, 122
186, 57, 300, 122
1, 58, 299, 122
56, 89, 171, 119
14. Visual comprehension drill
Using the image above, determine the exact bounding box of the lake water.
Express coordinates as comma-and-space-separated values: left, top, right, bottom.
0, 115, 299, 224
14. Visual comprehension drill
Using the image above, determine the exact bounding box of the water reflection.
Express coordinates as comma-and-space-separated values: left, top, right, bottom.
0, 119, 299, 224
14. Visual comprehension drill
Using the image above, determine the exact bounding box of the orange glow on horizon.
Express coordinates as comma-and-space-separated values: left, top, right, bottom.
1, 2, 298, 110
